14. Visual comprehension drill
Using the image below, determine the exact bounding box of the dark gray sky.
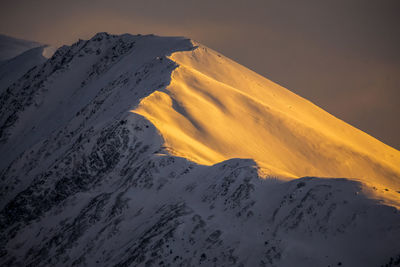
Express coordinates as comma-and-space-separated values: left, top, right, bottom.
1, 0, 399, 149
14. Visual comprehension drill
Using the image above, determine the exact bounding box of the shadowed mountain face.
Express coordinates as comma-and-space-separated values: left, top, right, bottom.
0, 34, 42, 63
0, 34, 53, 94
0, 46, 49, 93
0, 33, 399, 266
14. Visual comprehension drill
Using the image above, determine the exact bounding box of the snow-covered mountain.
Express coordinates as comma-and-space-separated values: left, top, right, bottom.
0, 34, 42, 63
0, 32, 399, 267
0, 34, 55, 93
0, 46, 50, 94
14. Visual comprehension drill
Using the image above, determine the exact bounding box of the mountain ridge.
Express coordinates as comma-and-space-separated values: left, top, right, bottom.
133, 41, 400, 200
0, 32, 399, 266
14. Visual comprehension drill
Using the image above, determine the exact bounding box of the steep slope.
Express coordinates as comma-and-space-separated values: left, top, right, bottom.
2, 152, 400, 267
134, 42, 400, 200
0, 33, 192, 172
0, 33, 399, 266
0, 46, 51, 94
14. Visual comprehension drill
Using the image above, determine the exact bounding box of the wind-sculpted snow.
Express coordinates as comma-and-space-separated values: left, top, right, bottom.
0, 33, 399, 266
0, 32, 192, 170
134, 43, 400, 204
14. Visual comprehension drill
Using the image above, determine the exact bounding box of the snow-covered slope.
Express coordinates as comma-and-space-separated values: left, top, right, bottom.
0, 46, 49, 94
0, 33, 399, 266
0, 34, 42, 63
134, 43, 400, 201
0, 34, 54, 94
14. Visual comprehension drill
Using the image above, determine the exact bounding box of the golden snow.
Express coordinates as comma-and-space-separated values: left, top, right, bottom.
133, 42, 400, 206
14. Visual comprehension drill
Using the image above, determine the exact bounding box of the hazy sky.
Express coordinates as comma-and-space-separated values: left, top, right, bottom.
1, 0, 399, 149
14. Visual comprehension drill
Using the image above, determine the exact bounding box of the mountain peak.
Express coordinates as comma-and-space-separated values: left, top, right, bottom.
133, 41, 400, 200
0, 32, 399, 266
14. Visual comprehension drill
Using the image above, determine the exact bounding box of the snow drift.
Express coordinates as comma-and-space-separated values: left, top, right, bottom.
134, 41, 400, 206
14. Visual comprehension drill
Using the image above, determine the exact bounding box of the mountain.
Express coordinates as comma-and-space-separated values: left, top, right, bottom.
0, 34, 42, 63
0, 46, 52, 94
0, 34, 55, 93
134, 43, 400, 196
0, 32, 399, 267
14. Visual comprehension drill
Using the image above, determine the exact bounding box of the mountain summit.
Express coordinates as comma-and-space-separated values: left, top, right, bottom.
0, 33, 399, 266
134, 41, 400, 191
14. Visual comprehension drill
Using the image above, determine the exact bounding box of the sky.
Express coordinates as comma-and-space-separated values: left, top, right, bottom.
1, 0, 399, 149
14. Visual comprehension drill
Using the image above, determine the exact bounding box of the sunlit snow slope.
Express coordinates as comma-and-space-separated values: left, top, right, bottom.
134, 42, 400, 198
1, 33, 400, 266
